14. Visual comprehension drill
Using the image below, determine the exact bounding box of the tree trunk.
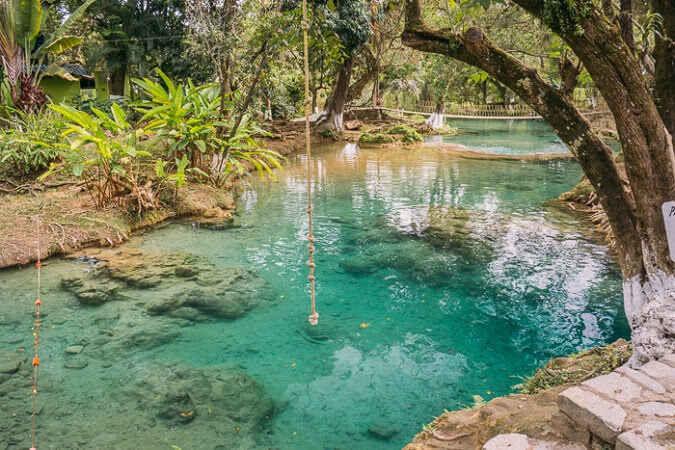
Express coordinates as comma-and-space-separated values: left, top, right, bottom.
403, 0, 675, 365
652, 0, 675, 135
619, 0, 635, 51
110, 67, 127, 96
219, 54, 232, 119
346, 48, 378, 104
559, 53, 581, 98
315, 56, 354, 132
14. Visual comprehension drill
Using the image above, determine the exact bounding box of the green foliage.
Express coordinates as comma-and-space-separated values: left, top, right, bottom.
325, 0, 372, 53
519, 339, 631, 394
49, 103, 158, 211
133, 69, 222, 164
0, 110, 64, 177
0, 0, 93, 112
80, 0, 188, 82
359, 132, 395, 145
542, 0, 592, 36
385, 125, 424, 143
134, 69, 283, 186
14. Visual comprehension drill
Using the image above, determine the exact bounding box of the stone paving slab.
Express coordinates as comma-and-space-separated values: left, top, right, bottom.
558, 386, 627, 442
615, 420, 672, 450
558, 355, 675, 449
641, 362, 675, 391
482, 433, 586, 450
616, 366, 667, 394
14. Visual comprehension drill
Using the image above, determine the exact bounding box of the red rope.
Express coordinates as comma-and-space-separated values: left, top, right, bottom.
30, 217, 42, 450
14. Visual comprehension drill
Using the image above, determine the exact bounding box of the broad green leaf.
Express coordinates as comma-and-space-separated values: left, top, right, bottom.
15, 0, 42, 46
42, 36, 82, 55
35, 0, 95, 57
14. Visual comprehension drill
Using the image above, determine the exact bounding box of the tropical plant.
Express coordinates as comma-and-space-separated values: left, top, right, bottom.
133, 70, 222, 169
48, 103, 159, 212
0, 109, 64, 177
0, 0, 95, 112
134, 69, 283, 186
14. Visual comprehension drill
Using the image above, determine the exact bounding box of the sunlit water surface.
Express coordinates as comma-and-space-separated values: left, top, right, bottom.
426, 118, 568, 155
0, 128, 628, 449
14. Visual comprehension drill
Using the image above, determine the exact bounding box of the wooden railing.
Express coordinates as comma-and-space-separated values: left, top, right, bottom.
413, 102, 538, 117
351, 103, 611, 120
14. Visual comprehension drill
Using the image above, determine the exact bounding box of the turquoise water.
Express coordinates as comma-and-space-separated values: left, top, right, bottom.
0, 142, 628, 449
426, 118, 569, 155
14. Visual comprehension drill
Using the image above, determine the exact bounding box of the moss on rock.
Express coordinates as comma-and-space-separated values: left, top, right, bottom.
359, 132, 396, 145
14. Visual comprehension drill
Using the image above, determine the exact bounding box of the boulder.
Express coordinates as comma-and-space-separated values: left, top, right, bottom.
61, 276, 123, 305
127, 365, 275, 429
146, 267, 276, 320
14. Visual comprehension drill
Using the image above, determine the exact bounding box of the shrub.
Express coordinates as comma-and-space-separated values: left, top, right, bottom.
133, 70, 222, 170
48, 103, 159, 213
384, 124, 423, 143
0, 110, 63, 177
134, 69, 283, 186
358, 132, 395, 145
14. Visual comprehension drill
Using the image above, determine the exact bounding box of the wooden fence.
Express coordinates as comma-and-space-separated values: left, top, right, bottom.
352, 103, 611, 120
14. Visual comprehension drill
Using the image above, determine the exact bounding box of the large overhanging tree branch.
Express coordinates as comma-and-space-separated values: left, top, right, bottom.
512, 0, 675, 274
402, 0, 675, 365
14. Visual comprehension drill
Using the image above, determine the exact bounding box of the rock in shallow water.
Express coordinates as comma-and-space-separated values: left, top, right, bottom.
126, 365, 275, 429
64, 357, 88, 369
367, 421, 400, 440
0, 350, 24, 374
64, 345, 84, 354
61, 277, 123, 305
63, 248, 277, 321
146, 267, 276, 319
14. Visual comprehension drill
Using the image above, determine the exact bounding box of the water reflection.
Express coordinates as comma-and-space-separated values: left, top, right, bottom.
0, 142, 627, 450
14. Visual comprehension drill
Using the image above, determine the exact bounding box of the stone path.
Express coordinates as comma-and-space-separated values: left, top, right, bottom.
483, 355, 675, 449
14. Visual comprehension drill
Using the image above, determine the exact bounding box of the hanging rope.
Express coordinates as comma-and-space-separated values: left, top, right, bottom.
302, 0, 319, 326
30, 217, 43, 450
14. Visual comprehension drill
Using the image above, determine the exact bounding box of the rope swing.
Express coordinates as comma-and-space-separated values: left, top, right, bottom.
301, 0, 319, 326
30, 217, 43, 450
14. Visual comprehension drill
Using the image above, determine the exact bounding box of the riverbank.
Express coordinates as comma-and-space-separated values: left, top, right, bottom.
405, 341, 633, 449
0, 116, 578, 270
405, 339, 675, 450
0, 130, 307, 270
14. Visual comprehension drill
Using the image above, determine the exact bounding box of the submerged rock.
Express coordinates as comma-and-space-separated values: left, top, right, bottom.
64, 357, 88, 369
146, 267, 276, 320
65, 248, 277, 321
127, 365, 275, 430
420, 208, 500, 262
61, 276, 123, 305
113, 321, 181, 350
368, 422, 400, 440
0, 350, 24, 374
64, 345, 84, 354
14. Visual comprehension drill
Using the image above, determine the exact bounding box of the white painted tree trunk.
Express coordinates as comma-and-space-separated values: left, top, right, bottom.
624, 270, 675, 366
425, 112, 445, 129
315, 109, 344, 132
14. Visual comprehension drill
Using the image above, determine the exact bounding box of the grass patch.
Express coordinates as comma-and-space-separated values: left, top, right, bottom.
359, 132, 396, 145
519, 339, 631, 394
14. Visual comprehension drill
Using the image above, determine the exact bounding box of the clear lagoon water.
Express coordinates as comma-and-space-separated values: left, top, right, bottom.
426, 118, 568, 155
0, 124, 628, 449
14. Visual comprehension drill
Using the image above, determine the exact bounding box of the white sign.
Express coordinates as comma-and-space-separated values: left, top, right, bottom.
662, 201, 675, 261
